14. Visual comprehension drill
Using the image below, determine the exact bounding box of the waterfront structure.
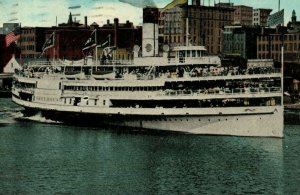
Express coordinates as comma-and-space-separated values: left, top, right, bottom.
44, 13, 141, 61
222, 25, 261, 59
20, 27, 51, 62
159, 1, 234, 55
233, 5, 253, 26
12, 7, 283, 137
253, 8, 272, 26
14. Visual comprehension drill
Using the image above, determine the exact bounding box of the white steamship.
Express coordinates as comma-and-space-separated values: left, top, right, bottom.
12, 8, 284, 137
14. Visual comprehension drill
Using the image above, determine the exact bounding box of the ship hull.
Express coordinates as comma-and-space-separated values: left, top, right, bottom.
14, 97, 283, 137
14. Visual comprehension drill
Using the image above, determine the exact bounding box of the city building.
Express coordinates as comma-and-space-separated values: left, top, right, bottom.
44, 13, 141, 61
287, 10, 300, 33
234, 5, 253, 26
19, 27, 51, 62
253, 8, 272, 26
159, 0, 234, 55
223, 25, 261, 59
257, 27, 300, 63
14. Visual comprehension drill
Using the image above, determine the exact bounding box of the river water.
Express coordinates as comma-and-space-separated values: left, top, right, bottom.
0, 98, 299, 194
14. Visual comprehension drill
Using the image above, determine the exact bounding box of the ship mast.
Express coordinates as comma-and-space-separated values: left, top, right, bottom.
186, 1, 189, 46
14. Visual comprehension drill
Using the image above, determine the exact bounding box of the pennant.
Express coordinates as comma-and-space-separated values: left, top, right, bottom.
162, 0, 187, 12
42, 32, 55, 52
83, 29, 97, 51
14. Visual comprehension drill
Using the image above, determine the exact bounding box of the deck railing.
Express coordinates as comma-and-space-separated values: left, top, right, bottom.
162, 87, 282, 96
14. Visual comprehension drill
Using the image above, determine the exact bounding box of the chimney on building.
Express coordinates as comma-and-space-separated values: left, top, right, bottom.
85, 16, 88, 28
107, 19, 110, 25
114, 18, 119, 47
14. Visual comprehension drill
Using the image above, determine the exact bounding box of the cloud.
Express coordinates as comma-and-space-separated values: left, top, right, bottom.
118, 0, 156, 8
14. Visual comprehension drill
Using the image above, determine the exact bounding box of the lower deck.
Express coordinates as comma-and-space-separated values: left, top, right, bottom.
13, 96, 284, 137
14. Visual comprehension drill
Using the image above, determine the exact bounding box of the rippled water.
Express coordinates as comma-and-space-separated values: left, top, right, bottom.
0, 98, 299, 194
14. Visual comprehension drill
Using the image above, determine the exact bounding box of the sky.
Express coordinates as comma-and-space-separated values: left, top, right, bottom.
0, 0, 299, 28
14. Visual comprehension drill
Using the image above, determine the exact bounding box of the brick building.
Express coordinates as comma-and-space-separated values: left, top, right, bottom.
159, 0, 234, 55
234, 5, 253, 26
20, 27, 51, 62
44, 13, 141, 61
253, 8, 272, 26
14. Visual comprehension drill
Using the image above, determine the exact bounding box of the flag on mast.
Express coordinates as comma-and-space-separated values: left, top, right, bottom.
5, 27, 20, 47
162, 0, 188, 12
82, 29, 97, 51
42, 32, 55, 52
267, 9, 284, 27
98, 34, 111, 48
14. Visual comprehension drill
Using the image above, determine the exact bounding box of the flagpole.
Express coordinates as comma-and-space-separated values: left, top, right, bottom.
186, 1, 189, 46
94, 29, 97, 75
53, 32, 56, 64
19, 23, 22, 64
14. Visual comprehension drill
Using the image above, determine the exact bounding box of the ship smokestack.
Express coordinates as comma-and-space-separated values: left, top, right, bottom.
142, 7, 159, 57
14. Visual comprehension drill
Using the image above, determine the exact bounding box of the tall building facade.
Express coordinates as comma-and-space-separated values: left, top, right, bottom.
253, 9, 272, 26
159, 2, 234, 55
257, 29, 300, 64
234, 5, 253, 25
20, 27, 51, 62
223, 25, 261, 59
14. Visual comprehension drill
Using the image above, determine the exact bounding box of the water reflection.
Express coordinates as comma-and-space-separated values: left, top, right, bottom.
0, 120, 286, 194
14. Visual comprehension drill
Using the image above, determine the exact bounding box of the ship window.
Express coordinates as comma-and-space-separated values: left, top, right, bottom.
95, 99, 97, 105
69, 98, 72, 104
86, 100, 89, 105
103, 100, 106, 106
192, 50, 196, 57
